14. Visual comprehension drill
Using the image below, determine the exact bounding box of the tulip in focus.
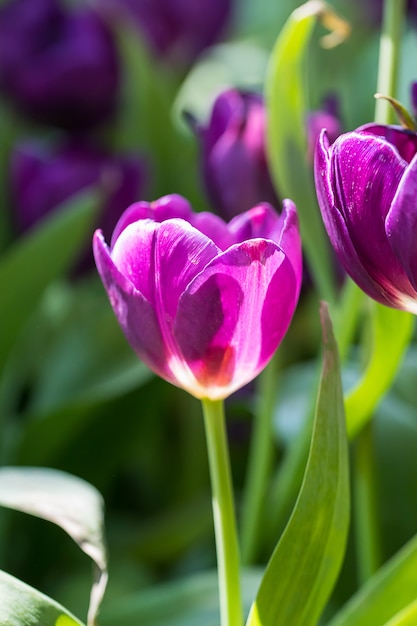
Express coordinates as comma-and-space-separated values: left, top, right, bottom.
191, 88, 279, 220
93, 194, 302, 400
315, 123, 417, 313
0, 0, 119, 130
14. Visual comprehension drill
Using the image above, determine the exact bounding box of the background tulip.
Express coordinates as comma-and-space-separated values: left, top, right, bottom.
93, 194, 302, 400
190, 88, 279, 220
10, 138, 147, 268
0, 0, 119, 129
315, 124, 417, 312
96, 0, 232, 67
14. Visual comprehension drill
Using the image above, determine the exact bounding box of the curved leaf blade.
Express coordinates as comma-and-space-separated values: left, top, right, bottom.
0, 191, 98, 374
265, 1, 349, 303
0, 569, 83, 626
0, 467, 107, 626
246, 303, 349, 626
345, 304, 414, 438
327, 534, 417, 626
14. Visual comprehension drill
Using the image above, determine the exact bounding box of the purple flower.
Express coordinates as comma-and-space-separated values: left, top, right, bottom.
96, 0, 232, 67
93, 194, 302, 399
306, 95, 342, 163
11, 138, 146, 253
315, 123, 417, 312
191, 88, 279, 221
0, 0, 119, 130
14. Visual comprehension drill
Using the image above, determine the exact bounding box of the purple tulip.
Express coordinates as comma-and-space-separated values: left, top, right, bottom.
11, 138, 146, 252
93, 194, 302, 399
191, 88, 279, 221
306, 95, 342, 163
315, 123, 417, 312
96, 0, 232, 66
0, 0, 119, 130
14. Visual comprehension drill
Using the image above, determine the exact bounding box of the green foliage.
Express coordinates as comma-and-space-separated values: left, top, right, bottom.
246, 304, 349, 626
0, 569, 83, 626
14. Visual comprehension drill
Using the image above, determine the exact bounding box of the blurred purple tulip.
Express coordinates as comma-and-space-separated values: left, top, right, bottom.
306, 95, 342, 162
0, 0, 119, 129
315, 123, 417, 312
93, 194, 302, 399
191, 88, 278, 220
11, 138, 146, 264
96, 0, 232, 67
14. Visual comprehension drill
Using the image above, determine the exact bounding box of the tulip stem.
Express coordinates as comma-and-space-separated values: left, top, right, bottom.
353, 420, 381, 582
241, 353, 280, 564
374, 0, 406, 123
201, 398, 243, 626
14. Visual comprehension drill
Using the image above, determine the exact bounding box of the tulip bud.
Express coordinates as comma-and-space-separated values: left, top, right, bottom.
315, 123, 417, 313
191, 88, 279, 220
0, 0, 119, 129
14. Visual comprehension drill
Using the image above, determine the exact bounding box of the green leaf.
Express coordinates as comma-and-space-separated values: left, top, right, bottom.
100, 569, 262, 626
383, 601, 417, 626
0, 191, 98, 374
0, 568, 84, 626
265, 1, 348, 304
246, 303, 349, 626
345, 303, 414, 438
0, 467, 107, 626
326, 534, 417, 626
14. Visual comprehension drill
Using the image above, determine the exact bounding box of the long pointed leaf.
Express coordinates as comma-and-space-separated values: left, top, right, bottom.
0, 467, 107, 626
0, 191, 98, 373
265, 1, 349, 303
246, 303, 349, 626
0, 569, 84, 626
327, 533, 417, 626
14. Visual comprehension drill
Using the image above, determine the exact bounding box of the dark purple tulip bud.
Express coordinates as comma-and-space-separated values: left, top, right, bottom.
315, 123, 417, 313
0, 0, 119, 130
348, 0, 417, 26
96, 0, 232, 67
10, 138, 147, 268
306, 95, 342, 163
191, 88, 279, 220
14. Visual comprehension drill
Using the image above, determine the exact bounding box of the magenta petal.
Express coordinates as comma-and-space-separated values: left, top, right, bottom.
190, 210, 234, 250
111, 218, 219, 321
174, 239, 299, 399
93, 230, 174, 382
111, 194, 193, 247
386, 153, 417, 296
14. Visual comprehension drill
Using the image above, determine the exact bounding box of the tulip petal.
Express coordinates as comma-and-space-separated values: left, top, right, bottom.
111, 194, 193, 247
174, 239, 299, 399
316, 130, 414, 307
386, 152, 417, 300
93, 230, 173, 381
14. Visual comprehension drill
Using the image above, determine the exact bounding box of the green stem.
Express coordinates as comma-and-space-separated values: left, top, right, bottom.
352, 0, 407, 585
241, 353, 280, 564
353, 421, 381, 582
374, 0, 406, 124
201, 398, 243, 626
333, 278, 364, 363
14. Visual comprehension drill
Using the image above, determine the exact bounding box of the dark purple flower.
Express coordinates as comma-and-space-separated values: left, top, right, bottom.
0, 0, 119, 130
191, 88, 278, 220
93, 194, 302, 399
11, 138, 146, 255
315, 123, 417, 312
306, 95, 342, 163
96, 0, 232, 67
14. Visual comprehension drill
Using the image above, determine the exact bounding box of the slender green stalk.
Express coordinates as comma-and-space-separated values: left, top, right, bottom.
240, 353, 280, 564
333, 279, 364, 363
353, 0, 407, 583
353, 421, 381, 582
374, 0, 406, 124
201, 398, 243, 626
